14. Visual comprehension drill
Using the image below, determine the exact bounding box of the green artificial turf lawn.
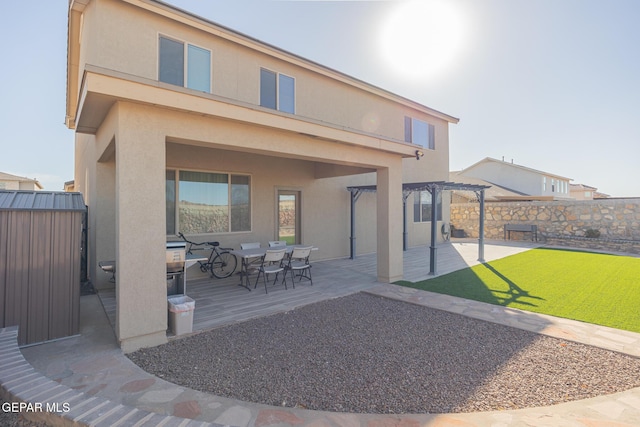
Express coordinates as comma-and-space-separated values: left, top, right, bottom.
396, 248, 640, 333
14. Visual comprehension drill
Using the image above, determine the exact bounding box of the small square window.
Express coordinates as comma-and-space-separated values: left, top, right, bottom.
413, 191, 442, 222
404, 117, 434, 149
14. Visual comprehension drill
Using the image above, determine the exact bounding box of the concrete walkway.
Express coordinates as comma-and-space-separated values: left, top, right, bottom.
12, 241, 640, 426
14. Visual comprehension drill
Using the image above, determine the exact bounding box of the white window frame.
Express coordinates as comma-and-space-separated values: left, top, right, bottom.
260, 67, 296, 113
158, 34, 212, 93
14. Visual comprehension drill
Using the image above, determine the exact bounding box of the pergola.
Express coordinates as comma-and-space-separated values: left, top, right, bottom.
346, 181, 491, 275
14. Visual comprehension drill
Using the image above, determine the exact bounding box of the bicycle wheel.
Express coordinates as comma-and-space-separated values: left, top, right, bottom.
210, 251, 238, 278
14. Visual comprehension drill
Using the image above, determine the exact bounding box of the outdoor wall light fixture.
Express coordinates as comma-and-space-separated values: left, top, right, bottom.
415, 150, 424, 160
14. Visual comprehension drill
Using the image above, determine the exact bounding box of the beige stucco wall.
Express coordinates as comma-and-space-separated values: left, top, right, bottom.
73, 0, 448, 145
69, 0, 455, 351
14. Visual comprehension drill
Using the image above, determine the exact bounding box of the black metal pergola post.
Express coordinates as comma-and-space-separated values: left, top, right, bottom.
348, 181, 489, 272
428, 184, 439, 275
477, 189, 486, 262
349, 189, 360, 259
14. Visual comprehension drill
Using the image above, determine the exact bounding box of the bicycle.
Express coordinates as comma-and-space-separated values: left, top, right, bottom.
178, 232, 238, 279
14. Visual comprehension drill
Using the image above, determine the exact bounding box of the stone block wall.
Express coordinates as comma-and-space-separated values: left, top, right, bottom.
450, 198, 640, 254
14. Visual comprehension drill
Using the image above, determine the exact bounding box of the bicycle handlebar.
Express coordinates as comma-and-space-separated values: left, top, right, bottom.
178, 232, 220, 248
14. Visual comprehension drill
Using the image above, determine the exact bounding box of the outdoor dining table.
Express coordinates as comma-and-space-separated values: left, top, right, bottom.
230, 245, 316, 291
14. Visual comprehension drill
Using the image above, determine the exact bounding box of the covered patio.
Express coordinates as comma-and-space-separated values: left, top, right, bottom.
98, 240, 540, 334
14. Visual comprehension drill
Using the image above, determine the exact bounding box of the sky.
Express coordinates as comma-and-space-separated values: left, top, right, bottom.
1, 0, 639, 197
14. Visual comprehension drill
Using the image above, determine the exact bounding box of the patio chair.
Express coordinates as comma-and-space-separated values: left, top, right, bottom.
254, 248, 287, 294
285, 245, 313, 287
268, 240, 287, 247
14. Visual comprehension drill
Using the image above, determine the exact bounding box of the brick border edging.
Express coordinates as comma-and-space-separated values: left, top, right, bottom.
0, 326, 217, 427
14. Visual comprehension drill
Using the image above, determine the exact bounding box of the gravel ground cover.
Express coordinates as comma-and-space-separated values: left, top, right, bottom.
128, 292, 640, 414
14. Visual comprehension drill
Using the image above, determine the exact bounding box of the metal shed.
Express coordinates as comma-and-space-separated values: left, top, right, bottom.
0, 190, 86, 346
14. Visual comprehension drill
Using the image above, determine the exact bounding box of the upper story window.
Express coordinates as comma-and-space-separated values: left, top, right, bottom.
260, 68, 295, 113
404, 117, 435, 149
159, 36, 211, 93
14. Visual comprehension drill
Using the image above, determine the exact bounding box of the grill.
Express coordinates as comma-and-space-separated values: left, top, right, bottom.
166, 241, 186, 295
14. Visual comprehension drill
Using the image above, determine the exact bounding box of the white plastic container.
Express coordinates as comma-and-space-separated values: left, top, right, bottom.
167, 295, 195, 336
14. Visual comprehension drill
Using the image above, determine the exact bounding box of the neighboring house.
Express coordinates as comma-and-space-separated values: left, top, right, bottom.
570, 183, 609, 200
449, 171, 525, 202
64, 180, 76, 192
66, 0, 459, 351
456, 157, 572, 200
593, 191, 611, 199
0, 172, 43, 191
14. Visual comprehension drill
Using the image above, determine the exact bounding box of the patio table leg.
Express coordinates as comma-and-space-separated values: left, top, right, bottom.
238, 258, 252, 291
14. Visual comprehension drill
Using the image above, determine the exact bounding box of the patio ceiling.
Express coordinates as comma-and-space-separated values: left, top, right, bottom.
346, 181, 491, 276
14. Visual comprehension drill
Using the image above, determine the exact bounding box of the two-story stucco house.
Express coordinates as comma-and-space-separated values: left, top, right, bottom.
456, 157, 572, 201
0, 172, 43, 191
66, 0, 459, 351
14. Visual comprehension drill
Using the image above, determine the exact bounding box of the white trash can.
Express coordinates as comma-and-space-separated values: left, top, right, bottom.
167, 295, 195, 336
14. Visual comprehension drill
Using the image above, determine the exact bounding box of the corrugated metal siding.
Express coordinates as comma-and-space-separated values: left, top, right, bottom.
0, 190, 85, 346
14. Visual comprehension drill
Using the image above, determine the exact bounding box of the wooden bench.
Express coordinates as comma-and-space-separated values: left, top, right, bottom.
504, 224, 538, 241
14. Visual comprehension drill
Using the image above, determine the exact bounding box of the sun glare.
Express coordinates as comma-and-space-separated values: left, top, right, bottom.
380, 0, 465, 79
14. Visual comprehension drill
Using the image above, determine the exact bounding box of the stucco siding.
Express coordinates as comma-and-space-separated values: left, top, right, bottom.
75, 0, 447, 145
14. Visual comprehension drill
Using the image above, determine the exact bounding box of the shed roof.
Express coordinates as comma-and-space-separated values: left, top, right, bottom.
0, 191, 86, 211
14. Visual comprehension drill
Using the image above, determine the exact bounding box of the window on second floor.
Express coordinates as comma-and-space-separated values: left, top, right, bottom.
404, 117, 435, 149
260, 68, 295, 113
159, 36, 211, 93
414, 191, 442, 222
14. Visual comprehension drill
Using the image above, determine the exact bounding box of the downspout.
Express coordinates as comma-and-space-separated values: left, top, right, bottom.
349, 190, 361, 259
429, 185, 439, 275
402, 192, 409, 251
478, 189, 486, 262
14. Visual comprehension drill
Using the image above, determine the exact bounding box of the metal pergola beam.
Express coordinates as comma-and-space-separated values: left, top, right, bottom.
347, 181, 490, 272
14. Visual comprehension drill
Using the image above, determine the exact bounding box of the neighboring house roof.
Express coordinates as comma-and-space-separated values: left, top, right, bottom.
569, 183, 611, 199
0, 190, 85, 211
449, 171, 526, 201
594, 192, 611, 199
460, 157, 572, 181
0, 172, 43, 190
570, 183, 598, 191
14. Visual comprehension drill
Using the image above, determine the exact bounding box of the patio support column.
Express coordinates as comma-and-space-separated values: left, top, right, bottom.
429, 185, 439, 275
114, 103, 168, 352
478, 189, 486, 262
376, 162, 403, 283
